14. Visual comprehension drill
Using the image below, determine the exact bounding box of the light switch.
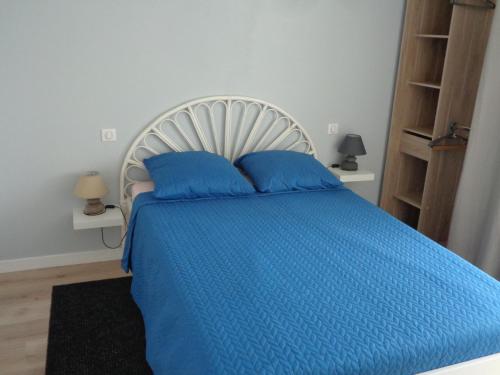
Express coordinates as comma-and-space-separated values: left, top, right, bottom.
101, 129, 117, 142
327, 123, 339, 135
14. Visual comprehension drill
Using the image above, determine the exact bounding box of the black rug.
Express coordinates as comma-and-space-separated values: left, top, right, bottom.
46, 277, 152, 374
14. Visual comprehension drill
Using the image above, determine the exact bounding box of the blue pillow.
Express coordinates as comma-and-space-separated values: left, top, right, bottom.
144, 151, 255, 199
235, 150, 342, 193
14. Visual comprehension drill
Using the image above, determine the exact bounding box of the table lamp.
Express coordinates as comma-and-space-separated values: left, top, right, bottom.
338, 134, 366, 171
73, 171, 108, 215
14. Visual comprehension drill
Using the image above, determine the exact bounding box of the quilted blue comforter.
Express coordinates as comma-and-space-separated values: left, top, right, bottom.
123, 188, 500, 374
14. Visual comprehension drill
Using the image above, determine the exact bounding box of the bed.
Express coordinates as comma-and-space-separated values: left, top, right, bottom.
120, 96, 500, 374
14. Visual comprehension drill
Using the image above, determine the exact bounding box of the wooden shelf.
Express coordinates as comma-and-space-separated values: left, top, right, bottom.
416, 34, 449, 39
394, 191, 423, 209
382, 0, 494, 243
412, 35, 447, 86
408, 81, 441, 90
417, 0, 453, 36
394, 199, 420, 229
403, 126, 433, 139
394, 154, 427, 211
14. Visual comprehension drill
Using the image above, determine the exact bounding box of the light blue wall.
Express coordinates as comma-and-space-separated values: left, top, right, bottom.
0, 0, 404, 260
449, 9, 500, 278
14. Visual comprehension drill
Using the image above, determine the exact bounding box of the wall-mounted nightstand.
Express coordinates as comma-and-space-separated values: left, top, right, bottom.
328, 167, 375, 183
73, 207, 124, 230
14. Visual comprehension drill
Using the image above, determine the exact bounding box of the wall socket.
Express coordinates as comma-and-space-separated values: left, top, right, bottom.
101, 128, 117, 142
327, 123, 339, 135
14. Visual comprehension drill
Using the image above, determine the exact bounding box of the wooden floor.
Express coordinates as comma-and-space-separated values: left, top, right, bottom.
0, 260, 125, 375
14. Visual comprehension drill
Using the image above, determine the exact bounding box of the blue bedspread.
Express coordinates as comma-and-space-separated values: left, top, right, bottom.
123, 188, 500, 374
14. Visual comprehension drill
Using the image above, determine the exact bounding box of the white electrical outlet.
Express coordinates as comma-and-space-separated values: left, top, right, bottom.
101, 128, 117, 142
327, 123, 339, 135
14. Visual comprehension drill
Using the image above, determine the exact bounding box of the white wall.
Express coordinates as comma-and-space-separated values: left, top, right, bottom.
448, 8, 500, 278
0, 0, 404, 261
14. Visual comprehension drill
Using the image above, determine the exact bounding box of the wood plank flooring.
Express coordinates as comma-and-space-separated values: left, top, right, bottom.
0, 261, 125, 375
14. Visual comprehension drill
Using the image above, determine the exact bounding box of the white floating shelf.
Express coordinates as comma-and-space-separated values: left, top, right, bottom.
73, 207, 124, 230
328, 167, 375, 183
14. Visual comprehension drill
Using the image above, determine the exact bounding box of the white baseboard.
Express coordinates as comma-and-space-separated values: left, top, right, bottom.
0, 248, 123, 274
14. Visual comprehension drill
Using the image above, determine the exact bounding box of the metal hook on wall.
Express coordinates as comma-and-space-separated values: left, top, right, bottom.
428, 122, 470, 150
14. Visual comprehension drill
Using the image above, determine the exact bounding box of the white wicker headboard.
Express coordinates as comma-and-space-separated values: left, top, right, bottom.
120, 95, 317, 206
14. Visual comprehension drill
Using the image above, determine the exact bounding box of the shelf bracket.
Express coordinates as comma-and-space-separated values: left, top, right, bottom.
450, 0, 496, 9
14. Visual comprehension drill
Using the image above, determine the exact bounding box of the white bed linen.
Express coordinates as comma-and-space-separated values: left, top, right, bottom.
131, 181, 154, 200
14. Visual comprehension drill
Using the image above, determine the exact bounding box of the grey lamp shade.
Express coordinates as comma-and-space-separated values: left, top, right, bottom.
338, 134, 367, 156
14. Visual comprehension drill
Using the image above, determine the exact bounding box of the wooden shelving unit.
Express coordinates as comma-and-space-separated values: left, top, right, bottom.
380, 0, 496, 244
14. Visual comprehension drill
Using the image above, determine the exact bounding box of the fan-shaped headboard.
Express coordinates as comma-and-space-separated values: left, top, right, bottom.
120, 95, 317, 206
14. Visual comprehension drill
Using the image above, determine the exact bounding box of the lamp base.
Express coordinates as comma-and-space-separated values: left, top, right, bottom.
340, 155, 358, 171
83, 198, 105, 216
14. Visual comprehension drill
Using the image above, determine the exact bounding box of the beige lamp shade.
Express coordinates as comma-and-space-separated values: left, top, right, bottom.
73, 171, 109, 199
